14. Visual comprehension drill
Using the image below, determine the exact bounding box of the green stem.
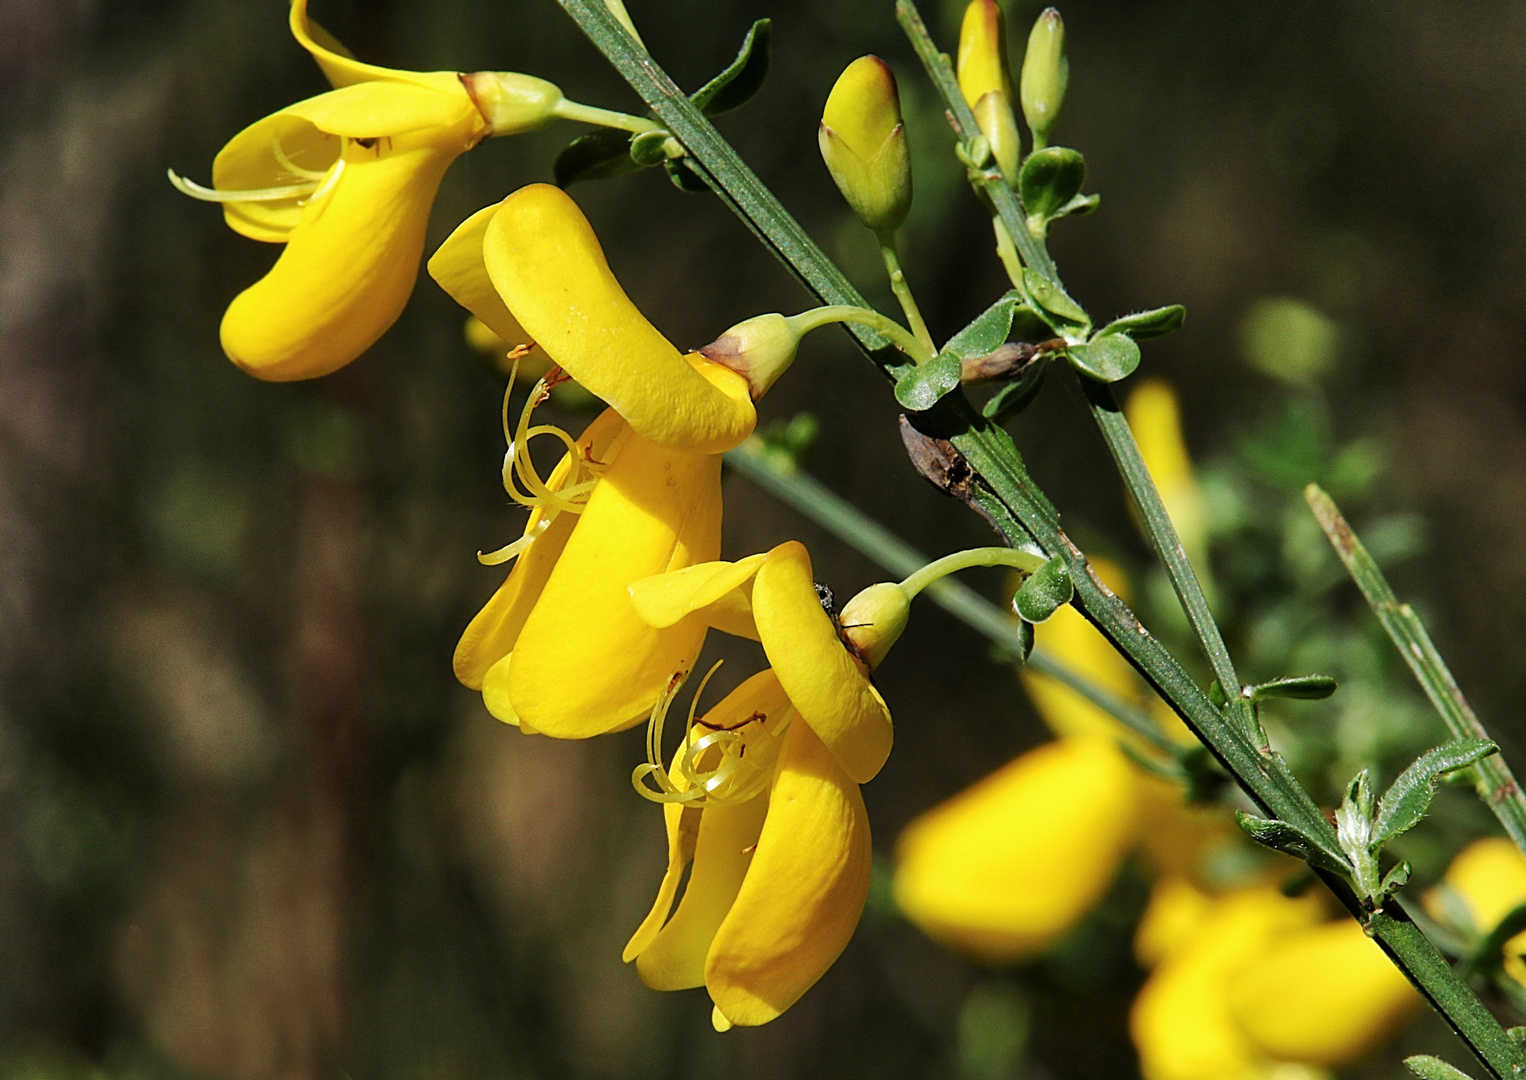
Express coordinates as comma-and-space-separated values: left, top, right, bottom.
899, 546, 1046, 598
788, 305, 931, 365
992, 217, 1025, 287
1307, 484, 1526, 859
894, 0, 1058, 284
550, 99, 661, 133
876, 233, 936, 357
722, 440, 1177, 755
557, 3, 1526, 1073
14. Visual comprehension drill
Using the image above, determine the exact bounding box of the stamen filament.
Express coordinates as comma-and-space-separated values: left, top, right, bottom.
167, 168, 318, 204
269, 135, 330, 181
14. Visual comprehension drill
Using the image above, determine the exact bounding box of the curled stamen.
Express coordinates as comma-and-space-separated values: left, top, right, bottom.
297, 157, 345, 206
269, 135, 331, 181
167, 168, 318, 204
477, 516, 549, 566
632, 663, 793, 808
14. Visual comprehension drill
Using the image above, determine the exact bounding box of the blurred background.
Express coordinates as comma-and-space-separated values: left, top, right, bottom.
4, 0, 1526, 1077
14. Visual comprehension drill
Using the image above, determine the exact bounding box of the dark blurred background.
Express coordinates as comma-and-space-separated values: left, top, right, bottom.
3, 0, 1526, 1077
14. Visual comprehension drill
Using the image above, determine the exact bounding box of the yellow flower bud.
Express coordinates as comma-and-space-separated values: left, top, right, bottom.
818, 56, 912, 235
957, 0, 1022, 178
838, 582, 910, 670
698, 313, 800, 400
1020, 8, 1068, 149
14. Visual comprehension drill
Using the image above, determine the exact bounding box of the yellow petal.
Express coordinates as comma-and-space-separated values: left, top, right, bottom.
1227, 919, 1420, 1066
454, 409, 630, 689
480, 653, 520, 726
706, 719, 872, 1027
1136, 878, 1212, 968
624, 803, 701, 962
219, 124, 475, 381
290, 0, 464, 95
893, 737, 1138, 963
821, 56, 903, 165
284, 81, 481, 141
481, 185, 756, 453
211, 112, 337, 242
428, 203, 537, 354
1126, 379, 1207, 576
627, 554, 767, 630
1426, 837, 1526, 982
1131, 887, 1322, 1080
753, 541, 891, 784
507, 436, 722, 737
957, 0, 1013, 108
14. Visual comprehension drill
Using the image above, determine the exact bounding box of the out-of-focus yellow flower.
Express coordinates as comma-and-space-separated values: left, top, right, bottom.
819, 56, 912, 235
1425, 837, 1526, 984
623, 541, 906, 1027
1133, 882, 1418, 1080
1132, 885, 1324, 1080
957, 0, 1021, 179
1127, 379, 1208, 576
432, 184, 756, 738
894, 736, 1138, 963
177, 0, 563, 381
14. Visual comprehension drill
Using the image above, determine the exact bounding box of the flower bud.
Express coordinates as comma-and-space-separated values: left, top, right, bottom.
818, 56, 912, 235
957, 0, 1022, 178
460, 71, 564, 136
838, 582, 910, 670
698, 313, 799, 400
1019, 8, 1068, 149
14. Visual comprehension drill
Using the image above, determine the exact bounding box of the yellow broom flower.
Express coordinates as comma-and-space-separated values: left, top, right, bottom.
174, 0, 562, 381
430, 184, 757, 739
1425, 837, 1526, 985
621, 541, 906, 1026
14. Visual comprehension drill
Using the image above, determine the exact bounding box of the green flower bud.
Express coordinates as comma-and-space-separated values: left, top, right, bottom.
839, 582, 910, 670
698, 313, 800, 400
1019, 8, 1068, 149
819, 56, 912, 235
460, 71, 565, 136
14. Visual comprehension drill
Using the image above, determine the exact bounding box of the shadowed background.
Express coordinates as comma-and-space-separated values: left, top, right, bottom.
2, 0, 1524, 1077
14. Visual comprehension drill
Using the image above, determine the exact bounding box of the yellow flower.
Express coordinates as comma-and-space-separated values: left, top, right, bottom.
1425, 837, 1526, 984
177, 0, 562, 381
894, 736, 1139, 963
818, 56, 912, 235
430, 184, 756, 739
1127, 379, 1209, 577
620, 541, 901, 1026
1132, 882, 1418, 1080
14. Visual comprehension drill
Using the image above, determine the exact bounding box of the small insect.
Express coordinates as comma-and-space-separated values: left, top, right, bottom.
814, 582, 836, 617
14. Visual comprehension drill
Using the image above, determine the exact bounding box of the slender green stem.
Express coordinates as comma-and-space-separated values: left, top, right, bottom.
992, 218, 1025, 287
788, 305, 931, 365
899, 546, 1046, 598
876, 233, 935, 356
1307, 484, 1526, 858
894, 0, 1058, 284
551, 99, 661, 133
558, 4, 1526, 1073
722, 440, 1177, 755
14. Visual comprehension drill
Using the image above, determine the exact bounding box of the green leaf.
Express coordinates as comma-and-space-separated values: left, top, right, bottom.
1067, 334, 1140, 382
1379, 859, 1412, 901
1012, 556, 1073, 623
1012, 617, 1035, 664
664, 157, 709, 192
1019, 147, 1085, 220
1022, 269, 1089, 332
554, 126, 641, 187
690, 19, 771, 116
1372, 740, 1500, 847
894, 352, 964, 411
982, 358, 1049, 423
1208, 680, 1229, 707
1234, 810, 1349, 875
1053, 192, 1099, 218
1405, 1056, 1479, 1080
1101, 305, 1186, 341
943, 291, 1023, 362
1246, 675, 1338, 702
628, 129, 673, 166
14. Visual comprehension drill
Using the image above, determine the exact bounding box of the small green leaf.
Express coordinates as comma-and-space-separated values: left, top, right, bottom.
1405, 1056, 1478, 1080
982, 357, 1049, 423
1012, 556, 1073, 623
1378, 859, 1411, 902
664, 157, 710, 192
1053, 192, 1099, 218
1019, 147, 1085, 220
1371, 739, 1499, 847
1066, 334, 1141, 382
1012, 617, 1035, 664
691, 19, 771, 116
1246, 674, 1338, 701
1208, 680, 1228, 707
554, 127, 641, 187
894, 352, 964, 411
1022, 269, 1089, 332
628, 129, 674, 166
1508, 1027, 1526, 1049
943, 291, 1023, 362
1344, 768, 1374, 820
1101, 305, 1186, 341
1234, 811, 1348, 875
